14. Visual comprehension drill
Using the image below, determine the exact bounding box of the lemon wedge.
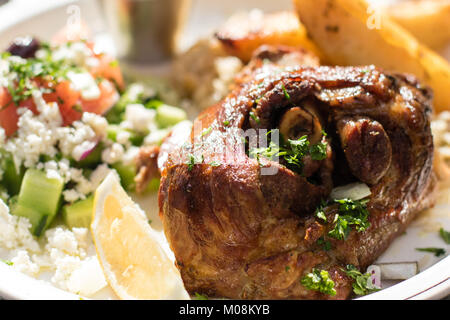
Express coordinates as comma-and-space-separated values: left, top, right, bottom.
91, 172, 189, 300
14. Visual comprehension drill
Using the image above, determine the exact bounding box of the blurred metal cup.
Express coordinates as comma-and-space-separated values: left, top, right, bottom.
98, 0, 191, 64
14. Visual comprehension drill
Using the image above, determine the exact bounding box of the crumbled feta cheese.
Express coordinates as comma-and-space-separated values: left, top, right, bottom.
45, 228, 85, 257
121, 146, 140, 166
102, 143, 124, 164
52, 42, 93, 67
11, 250, 40, 276
0, 127, 5, 145
82, 112, 108, 138
66, 256, 107, 296
116, 130, 132, 145
0, 199, 40, 252
123, 103, 156, 133
67, 71, 101, 100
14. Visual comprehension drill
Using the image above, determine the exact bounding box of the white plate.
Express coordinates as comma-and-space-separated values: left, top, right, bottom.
0, 0, 449, 300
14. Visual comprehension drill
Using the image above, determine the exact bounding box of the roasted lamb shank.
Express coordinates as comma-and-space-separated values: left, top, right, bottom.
157, 46, 436, 299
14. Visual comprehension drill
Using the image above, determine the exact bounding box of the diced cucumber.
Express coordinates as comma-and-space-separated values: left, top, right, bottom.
145, 99, 163, 109
112, 162, 136, 192
0, 151, 23, 196
145, 178, 160, 193
12, 169, 64, 236
13, 204, 49, 237
62, 196, 94, 229
107, 125, 145, 146
156, 104, 187, 128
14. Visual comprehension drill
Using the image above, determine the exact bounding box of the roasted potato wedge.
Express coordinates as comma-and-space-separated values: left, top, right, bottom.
294, 0, 450, 112
385, 0, 450, 52
215, 10, 325, 63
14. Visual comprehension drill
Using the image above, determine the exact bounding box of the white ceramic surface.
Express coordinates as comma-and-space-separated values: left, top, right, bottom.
0, 0, 448, 300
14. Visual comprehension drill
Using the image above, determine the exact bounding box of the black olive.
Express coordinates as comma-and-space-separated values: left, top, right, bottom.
6, 36, 40, 59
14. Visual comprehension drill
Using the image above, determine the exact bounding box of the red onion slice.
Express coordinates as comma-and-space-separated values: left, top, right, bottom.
73, 140, 99, 162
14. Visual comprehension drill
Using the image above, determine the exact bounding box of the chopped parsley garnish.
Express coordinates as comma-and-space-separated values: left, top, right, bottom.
249, 132, 328, 174
416, 247, 446, 257
315, 199, 328, 222
4, 44, 81, 105
281, 83, 290, 100
343, 265, 380, 296
310, 132, 328, 160
1, 259, 13, 266
328, 199, 370, 241
186, 154, 196, 171
223, 120, 230, 126
209, 161, 221, 167
285, 266, 291, 272
249, 111, 260, 124
186, 154, 204, 171
439, 228, 450, 244
194, 292, 208, 300
300, 268, 336, 296
201, 127, 212, 137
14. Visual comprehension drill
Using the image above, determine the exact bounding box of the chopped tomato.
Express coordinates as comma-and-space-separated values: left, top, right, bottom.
44, 81, 82, 126
0, 86, 12, 109
90, 54, 125, 90
81, 80, 119, 115
18, 98, 38, 114
0, 103, 19, 137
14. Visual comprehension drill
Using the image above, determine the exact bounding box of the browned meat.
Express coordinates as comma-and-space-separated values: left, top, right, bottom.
158, 46, 436, 300
135, 145, 160, 193
336, 117, 392, 185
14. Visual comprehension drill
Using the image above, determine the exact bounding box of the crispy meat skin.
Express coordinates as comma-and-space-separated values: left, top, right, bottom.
159, 47, 436, 299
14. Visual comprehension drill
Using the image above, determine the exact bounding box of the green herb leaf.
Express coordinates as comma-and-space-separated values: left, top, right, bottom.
186, 154, 204, 171
201, 127, 212, 137
209, 161, 221, 167
439, 228, 450, 244
281, 83, 290, 100
343, 265, 380, 296
416, 247, 446, 257
194, 292, 208, 300
249, 111, 260, 124
315, 200, 328, 222
328, 199, 370, 241
249, 132, 328, 175
1, 259, 13, 266
309, 134, 328, 161
301, 268, 336, 296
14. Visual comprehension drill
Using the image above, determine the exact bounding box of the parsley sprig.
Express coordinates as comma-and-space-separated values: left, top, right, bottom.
300, 268, 336, 296
343, 265, 380, 296
186, 154, 204, 171
439, 228, 450, 244
3, 43, 82, 106
249, 132, 328, 174
415, 247, 446, 257
326, 199, 370, 241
